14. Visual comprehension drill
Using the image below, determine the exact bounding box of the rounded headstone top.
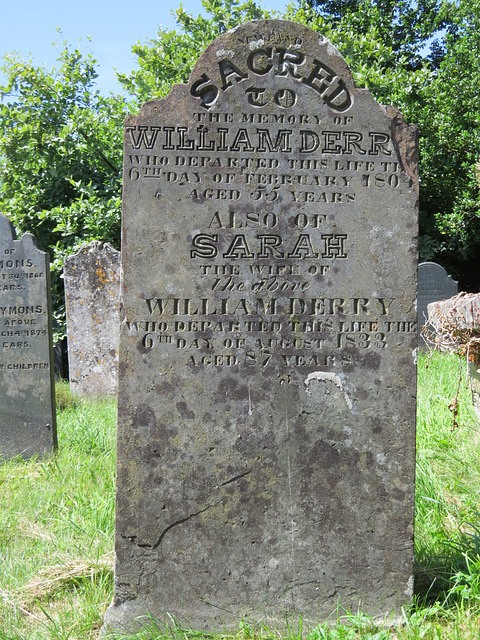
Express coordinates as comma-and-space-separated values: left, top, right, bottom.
138, 19, 363, 117
419, 261, 451, 276
190, 19, 355, 94
65, 241, 120, 263
0, 212, 16, 246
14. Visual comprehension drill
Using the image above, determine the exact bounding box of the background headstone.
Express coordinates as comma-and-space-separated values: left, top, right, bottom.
64, 242, 121, 397
0, 212, 57, 460
418, 261, 458, 346
103, 20, 418, 634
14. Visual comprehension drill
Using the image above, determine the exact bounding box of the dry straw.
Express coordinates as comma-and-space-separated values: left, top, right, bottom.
21, 553, 114, 603
423, 292, 480, 366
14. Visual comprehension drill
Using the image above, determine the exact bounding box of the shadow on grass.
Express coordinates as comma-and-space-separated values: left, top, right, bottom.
414, 524, 480, 609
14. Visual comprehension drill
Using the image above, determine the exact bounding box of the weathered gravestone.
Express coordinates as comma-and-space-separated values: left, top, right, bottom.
64, 242, 121, 397
0, 213, 57, 460
418, 262, 458, 346
103, 20, 418, 634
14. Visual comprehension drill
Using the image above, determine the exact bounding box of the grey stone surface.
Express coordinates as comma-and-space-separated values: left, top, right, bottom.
418, 262, 458, 345
64, 242, 121, 397
103, 20, 418, 634
0, 213, 57, 460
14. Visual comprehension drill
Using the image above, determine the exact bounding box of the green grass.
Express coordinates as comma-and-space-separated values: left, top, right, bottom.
2, 356, 480, 638
0, 382, 116, 639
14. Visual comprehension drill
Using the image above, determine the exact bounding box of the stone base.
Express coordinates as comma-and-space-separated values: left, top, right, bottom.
100, 596, 408, 637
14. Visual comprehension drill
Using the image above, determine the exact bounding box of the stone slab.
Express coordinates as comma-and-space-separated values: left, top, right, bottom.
64, 242, 121, 397
103, 19, 418, 634
0, 213, 57, 460
427, 293, 480, 333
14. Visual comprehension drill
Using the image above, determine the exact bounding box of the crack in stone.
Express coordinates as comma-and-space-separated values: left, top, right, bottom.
150, 503, 216, 549
218, 467, 253, 487
126, 467, 254, 550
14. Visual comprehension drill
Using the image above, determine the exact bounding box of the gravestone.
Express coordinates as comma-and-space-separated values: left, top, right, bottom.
103, 20, 418, 634
418, 262, 458, 345
64, 242, 121, 397
0, 213, 57, 460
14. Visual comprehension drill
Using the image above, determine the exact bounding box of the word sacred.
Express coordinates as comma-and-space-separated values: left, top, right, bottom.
190, 46, 352, 111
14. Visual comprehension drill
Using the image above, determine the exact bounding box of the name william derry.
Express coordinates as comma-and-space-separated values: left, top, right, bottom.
143, 297, 394, 317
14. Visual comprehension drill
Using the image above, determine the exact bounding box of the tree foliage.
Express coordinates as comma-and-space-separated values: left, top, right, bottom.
306, 0, 454, 68
416, 0, 480, 289
0, 41, 128, 329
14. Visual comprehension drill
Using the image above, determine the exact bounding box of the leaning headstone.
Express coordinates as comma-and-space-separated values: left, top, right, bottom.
0, 213, 57, 460
418, 262, 458, 346
103, 20, 418, 634
64, 242, 121, 397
